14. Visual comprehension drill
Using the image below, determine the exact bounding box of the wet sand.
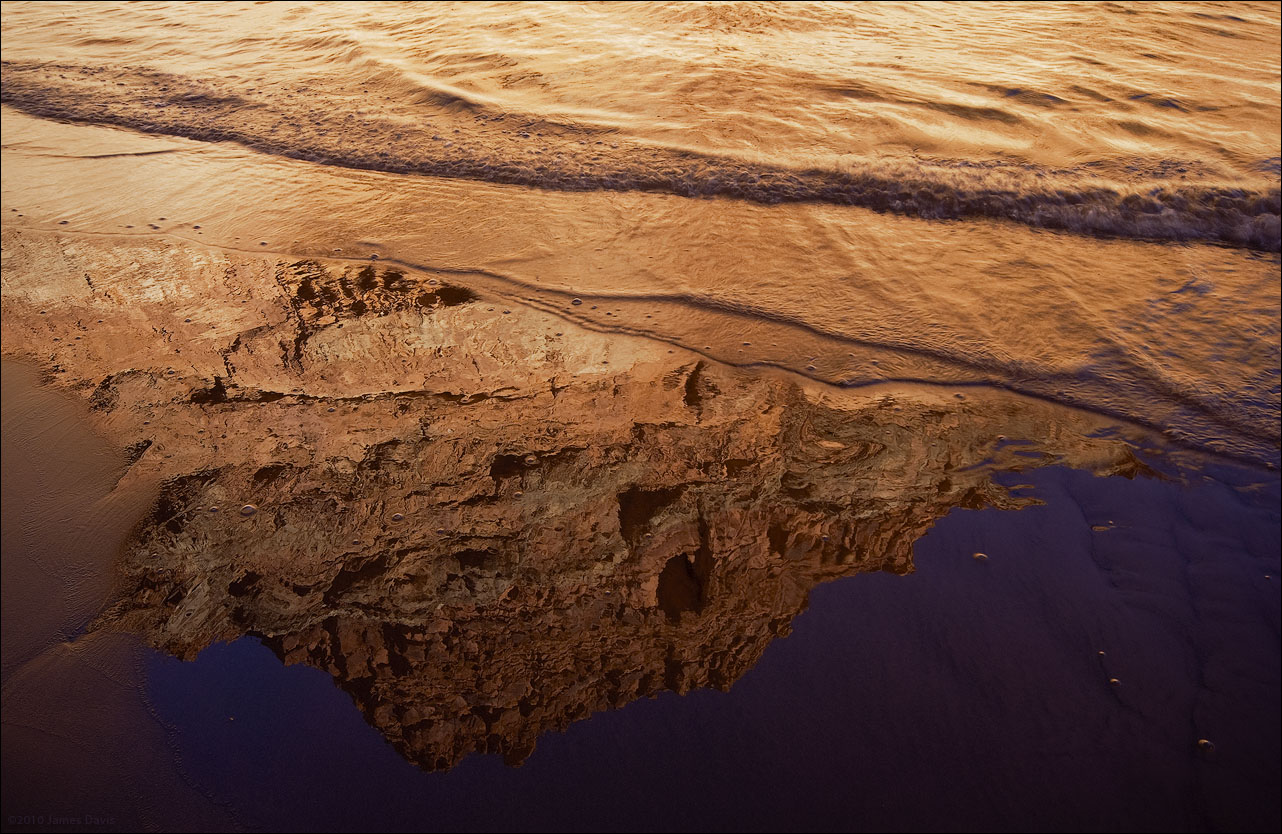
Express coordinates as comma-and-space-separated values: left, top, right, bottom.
3, 108, 1278, 467
1, 362, 232, 832
1, 361, 129, 679
2, 400, 1276, 831
0, 226, 1175, 764
1, 230, 1278, 831
2, 3, 1278, 829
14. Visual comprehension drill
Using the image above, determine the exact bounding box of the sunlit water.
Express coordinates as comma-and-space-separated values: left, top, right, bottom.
1, 5, 1280, 830
2, 0, 1279, 464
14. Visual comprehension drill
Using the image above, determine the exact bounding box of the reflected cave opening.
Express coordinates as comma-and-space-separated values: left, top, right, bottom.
657, 516, 714, 622
656, 553, 703, 621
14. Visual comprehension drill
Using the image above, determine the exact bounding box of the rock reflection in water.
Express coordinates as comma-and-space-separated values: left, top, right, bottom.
104, 361, 1153, 773
2, 230, 1160, 773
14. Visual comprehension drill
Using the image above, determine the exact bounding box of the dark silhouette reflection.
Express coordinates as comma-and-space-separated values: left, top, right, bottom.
100, 359, 1157, 772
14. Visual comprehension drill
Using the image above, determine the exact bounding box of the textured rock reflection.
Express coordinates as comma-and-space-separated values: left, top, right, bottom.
117, 373, 1152, 773
2, 230, 1157, 773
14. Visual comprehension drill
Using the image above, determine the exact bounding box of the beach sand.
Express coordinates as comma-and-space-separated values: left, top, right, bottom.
2, 3, 1278, 828
1, 227, 1277, 830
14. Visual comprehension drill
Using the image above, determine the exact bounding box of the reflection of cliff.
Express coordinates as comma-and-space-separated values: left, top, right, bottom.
115, 372, 1154, 773
2, 229, 1155, 772
108, 374, 1160, 774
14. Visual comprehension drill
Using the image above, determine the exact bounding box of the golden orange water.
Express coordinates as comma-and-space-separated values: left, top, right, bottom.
1, 5, 1280, 822
2, 2, 1277, 464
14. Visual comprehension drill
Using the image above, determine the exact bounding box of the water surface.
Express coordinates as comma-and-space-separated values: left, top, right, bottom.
1, 3, 1278, 831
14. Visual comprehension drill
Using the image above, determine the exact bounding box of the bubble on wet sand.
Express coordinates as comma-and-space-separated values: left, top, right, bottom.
208, 506, 220, 514
240, 504, 257, 516
391, 512, 405, 522
524, 454, 538, 466
571, 298, 582, 305
972, 552, 988, 560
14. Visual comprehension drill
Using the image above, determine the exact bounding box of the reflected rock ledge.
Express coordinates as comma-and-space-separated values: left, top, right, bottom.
2, 229, 1160, 772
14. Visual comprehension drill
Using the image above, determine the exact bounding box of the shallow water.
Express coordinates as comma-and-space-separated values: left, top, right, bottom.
3, 1, 1279, 245
140, 464, 1276, 833
0, 362, 230, 831
0, 362, 152, 681
3, 1, 1280, 463
1, 3, 1279, 832
7, 457, 1279, 833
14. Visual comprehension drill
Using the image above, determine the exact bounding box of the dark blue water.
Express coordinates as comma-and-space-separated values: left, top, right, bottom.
141, 466, 1280, 833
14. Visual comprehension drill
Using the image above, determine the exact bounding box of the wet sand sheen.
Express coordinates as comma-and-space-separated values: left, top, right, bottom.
2, 351, 1278, 833
3, 443, 1276, 831
1, 360, 232, 831
1, 361, 143, 679
3, 111, 1278, 464
2, 2, 1278, 248
0, 221, 1251, 779
1, 2, 1278, 831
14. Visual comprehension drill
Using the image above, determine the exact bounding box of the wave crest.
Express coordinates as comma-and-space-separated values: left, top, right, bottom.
3, 60, 1278, 250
